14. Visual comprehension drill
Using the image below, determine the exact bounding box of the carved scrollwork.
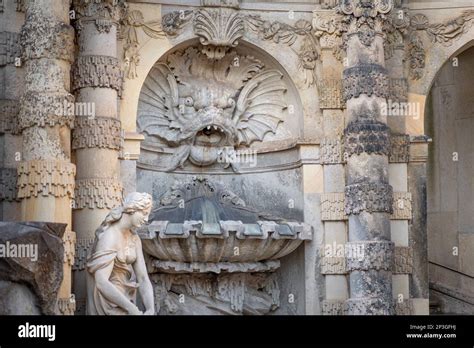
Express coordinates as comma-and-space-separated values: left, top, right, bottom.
245, 15, 319, 87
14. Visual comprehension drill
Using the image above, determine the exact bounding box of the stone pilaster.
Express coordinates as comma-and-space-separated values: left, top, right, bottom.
18, 0, 76, 314
340, 0, 395, 315
71, 0, 126, 314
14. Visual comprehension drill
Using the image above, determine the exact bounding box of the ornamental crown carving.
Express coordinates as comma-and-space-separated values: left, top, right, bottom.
194, 7, 244, 59
339, 0, 393, 18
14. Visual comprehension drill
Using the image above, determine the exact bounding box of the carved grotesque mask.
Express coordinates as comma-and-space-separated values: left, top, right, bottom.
138, 46, 288, 171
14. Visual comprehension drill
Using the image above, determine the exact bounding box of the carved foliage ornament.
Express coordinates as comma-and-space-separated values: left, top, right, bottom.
138, 47, 287, 171
245, 16, 319, 87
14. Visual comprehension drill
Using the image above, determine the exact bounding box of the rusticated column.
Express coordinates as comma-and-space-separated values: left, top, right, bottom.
340, 0, 394, 315
0, 1, 22, 221
71, 0, 126, 314
18, 0, 76, 314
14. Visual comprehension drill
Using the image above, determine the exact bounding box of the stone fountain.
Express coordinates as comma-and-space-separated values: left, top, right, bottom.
138, 176, 312, 315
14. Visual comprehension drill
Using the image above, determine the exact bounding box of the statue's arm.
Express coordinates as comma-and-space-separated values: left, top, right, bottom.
133, 236, 155, 315
94, 261, 142, 315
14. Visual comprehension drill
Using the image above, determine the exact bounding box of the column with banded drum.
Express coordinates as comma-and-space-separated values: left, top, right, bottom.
0, 0, 23, 221
17, 0, 77, 314
340, 0, 394, 315
71, 0, 125, 314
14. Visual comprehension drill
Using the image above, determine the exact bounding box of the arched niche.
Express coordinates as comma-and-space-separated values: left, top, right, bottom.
425, 44, 474, 314
136, 38, 305, 173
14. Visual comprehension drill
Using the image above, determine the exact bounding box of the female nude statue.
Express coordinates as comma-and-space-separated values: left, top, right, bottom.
86, 192, 155, 315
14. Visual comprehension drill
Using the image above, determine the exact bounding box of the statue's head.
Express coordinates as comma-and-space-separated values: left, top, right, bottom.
96, 192, 153, 236
122, 192, 153, 228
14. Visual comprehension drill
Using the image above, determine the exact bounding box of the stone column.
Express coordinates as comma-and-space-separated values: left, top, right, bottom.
0, 0, 23, 221
18, 0, 76, 314
341, 0, 395, 315
71, 0, 125, 314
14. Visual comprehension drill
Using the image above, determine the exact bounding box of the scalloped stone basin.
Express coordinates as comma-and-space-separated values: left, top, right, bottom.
139, 219, 311, 263
139, 177, 312, 264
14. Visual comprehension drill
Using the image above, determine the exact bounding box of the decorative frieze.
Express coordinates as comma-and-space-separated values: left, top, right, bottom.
0, 168, 18, 202
72, 55, 123, 95
389, 134, 410, 163
17, 160, 76, 199
320, 138, 344, 164
342, 64, 389, 101
322, 192, 412, 221
322, 133, 410, 164
344, 120, 391, 157
392, 192, 412, 220
63, 230, 77, 268
18, 92, 75, 130
73, 238, 95, 271
394, 246, 413, 274
73, 117, 122, 150
73, 178, 123, 210
322, 300, 345, 315
345, 241, 394, 272
319, 78, 344, 109
20, 11, 74, 62
0, 99, 20, 134
389, 78, 408, 103
0, 32, 20, 66
345, 182, 393, 215
57, 295, 76, 316
321, 256, 346, 274
321, 193, 346, 221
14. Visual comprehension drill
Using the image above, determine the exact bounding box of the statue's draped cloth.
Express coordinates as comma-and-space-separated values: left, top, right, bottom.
86, 250, 139, 315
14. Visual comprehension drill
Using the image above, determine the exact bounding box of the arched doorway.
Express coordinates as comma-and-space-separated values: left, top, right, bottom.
426, 45, 474, 314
